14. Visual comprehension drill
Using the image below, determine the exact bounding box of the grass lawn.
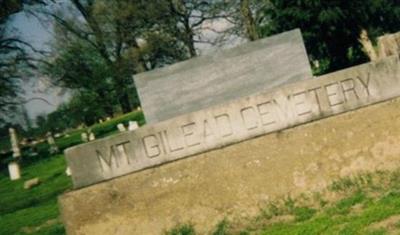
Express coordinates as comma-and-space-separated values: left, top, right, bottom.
0, 155, 70, 235
0, 110, 145, 235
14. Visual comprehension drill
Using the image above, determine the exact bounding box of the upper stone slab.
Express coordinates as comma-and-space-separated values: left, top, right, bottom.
134, 29, 312, 124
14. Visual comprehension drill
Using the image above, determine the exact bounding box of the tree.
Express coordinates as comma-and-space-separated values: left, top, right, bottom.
42, 0, 189, 114
45, 40, 117, 116
259, 0, 400, 73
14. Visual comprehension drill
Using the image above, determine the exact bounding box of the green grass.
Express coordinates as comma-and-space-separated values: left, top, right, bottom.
0, 111, 144, 235
0, 155, 71, 235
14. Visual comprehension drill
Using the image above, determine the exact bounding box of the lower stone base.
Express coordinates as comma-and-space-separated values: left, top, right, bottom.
59, 97, 400, 235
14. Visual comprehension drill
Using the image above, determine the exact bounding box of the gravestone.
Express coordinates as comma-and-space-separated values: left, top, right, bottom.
9, 128, 21, 158
89, 132, 96, 141
47, 132, 59, 154
128, 121, 139, 131
135, 29, 313, 124
65, 54, 400, 189
117, 123, 126, 132
61, 54, 400, 235
8, 162, 21, 180
81, 133, 88, 142
8, 128, 21, 180
65, 167, 71, 176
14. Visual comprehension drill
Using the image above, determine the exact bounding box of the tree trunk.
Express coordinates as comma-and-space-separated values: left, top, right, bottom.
118, 92, 132, 114
183, 17, 197, 57
359, 29, 378, 61
240, 0, 259, 41
97, 89, 114, 117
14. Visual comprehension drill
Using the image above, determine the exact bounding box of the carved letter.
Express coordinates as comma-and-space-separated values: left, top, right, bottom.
292, 91, 312, 117
325, 82, 345, 107
340, 78, 359, 101
115, 141, 132, 164
203, 119, 214, 138
215, 113, 233, 137
181, 122, 201, 147
240, 106, 259, 130
164, 130, 185, 152
96, 146, 118, 172
142, 135, 161, 158
356, 73, 371, 96
257, 101, 276, 127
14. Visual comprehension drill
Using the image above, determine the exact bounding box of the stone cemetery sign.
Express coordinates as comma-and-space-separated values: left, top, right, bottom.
66, 54, 400, 188
134, 29, 312, 124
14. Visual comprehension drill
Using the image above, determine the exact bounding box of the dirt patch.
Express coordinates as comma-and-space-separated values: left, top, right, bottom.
368, 215, 400, 234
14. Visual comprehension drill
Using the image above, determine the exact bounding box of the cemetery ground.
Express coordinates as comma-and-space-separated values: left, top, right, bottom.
2, 113, 400, 234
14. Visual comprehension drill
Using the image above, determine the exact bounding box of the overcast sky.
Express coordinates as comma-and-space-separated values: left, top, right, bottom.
8, 3, 241, 123
9, 9, 69, 121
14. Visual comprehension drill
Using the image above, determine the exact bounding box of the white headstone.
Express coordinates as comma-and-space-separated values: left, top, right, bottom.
8, 161, 21, 180
128, 121, 139, 131
9, 128, 21, 158
81, 133, 88, 142
117, 123, 126, 132
89, 132, 96, 141
47, 133, 59, 154
66, 167, 71, 176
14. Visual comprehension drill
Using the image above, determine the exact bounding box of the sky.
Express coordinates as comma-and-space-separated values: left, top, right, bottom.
9, 9, 69, 121
7, 2, 241, 124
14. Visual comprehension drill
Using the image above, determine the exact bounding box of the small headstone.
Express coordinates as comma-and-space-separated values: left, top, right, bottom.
99, 119, 103, 123
8, 161, 21, 180
81, 133, 88, 142
106, 117, 111, 121
55, 133, 62, 138
66, 167, 71, 176
23, 178, 40, 189
89, 132, 96, 141
128, 121, 139, 131
117, 123, 126, 132
9, 128, 21, 158
47, 132, 59, 154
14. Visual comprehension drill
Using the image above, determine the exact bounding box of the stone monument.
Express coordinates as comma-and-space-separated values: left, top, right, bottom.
60, 54, 400, 235
8, 128, 21, 180
135, 29, 313, 124
59, 28, 400, 234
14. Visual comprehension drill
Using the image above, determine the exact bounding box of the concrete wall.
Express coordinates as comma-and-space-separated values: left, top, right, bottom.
66, 55, 400, 188
60, 94, 400, 235
134, 29, 312, 124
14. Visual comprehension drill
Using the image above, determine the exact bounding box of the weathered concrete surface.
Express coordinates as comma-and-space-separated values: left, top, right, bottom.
378, 31, 400, 58
66, 55, 400, 188
135, 29, 312, 124
60, 94, 400, 235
